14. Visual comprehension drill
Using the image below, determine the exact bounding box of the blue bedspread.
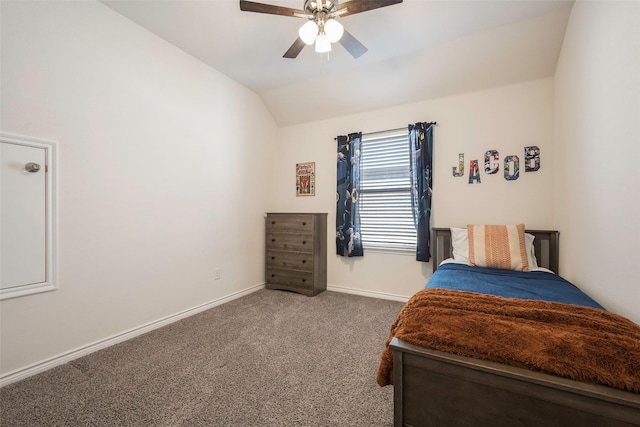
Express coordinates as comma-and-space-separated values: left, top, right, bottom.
426, 263, 604, 309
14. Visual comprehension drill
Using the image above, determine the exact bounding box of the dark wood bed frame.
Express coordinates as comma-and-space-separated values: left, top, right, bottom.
389, 228, 640, 427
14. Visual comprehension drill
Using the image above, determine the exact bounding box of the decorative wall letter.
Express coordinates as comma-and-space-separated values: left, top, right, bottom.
469, 160, 481, 184
452, 153, 464, 177
454, 146, 538, 185
524, 146, 540, 172
504, 156, 520, 181
484, 150, 499, 174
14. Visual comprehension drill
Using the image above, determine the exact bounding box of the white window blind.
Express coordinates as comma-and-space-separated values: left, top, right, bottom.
359, 129, 416, 252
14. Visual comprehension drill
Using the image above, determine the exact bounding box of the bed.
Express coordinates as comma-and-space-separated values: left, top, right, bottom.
378, 227, 640, 427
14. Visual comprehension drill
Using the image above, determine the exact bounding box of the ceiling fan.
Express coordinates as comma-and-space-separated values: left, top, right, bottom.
239, 0, 403, 59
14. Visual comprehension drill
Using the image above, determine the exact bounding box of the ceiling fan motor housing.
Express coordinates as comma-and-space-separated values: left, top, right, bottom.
303, 0, 337, 15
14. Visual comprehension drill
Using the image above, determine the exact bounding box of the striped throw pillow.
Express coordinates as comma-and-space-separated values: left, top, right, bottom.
468, 224, 530, 272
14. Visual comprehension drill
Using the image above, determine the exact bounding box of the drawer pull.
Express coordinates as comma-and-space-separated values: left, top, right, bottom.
302, 222, 307, 226
302, 260, 306, 264
272, 221, 276, 225
302, 279, 306, 283
271, 238, 275, 242
302, 241, 307, 245
271, 274, 275, 278
271, 256, 275, 260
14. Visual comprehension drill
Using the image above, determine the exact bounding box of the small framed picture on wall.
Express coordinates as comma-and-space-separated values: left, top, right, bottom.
296, 162, 315, 197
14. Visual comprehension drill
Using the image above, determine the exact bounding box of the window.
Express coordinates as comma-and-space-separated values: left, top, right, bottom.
359, 129, 416, 252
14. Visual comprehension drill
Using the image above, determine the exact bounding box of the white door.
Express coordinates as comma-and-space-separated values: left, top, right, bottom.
0, 141, 47, 289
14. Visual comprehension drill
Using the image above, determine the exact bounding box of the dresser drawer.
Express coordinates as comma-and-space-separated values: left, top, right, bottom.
266, 232, 314, 252
266, 250, 313, 271
266, 268, 313, 290
266, 214, 315, 233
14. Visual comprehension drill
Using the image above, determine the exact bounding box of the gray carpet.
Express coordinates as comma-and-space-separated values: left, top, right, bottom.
0, 289, 404, 426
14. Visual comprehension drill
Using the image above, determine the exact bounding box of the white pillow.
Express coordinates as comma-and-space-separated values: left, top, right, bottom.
525, 233, 539, 269
439, 257, 466, 267
450, 227, 469, 264
449, 227, 538, 269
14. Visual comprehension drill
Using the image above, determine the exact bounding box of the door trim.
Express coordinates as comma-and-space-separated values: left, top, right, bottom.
1, 132, 58, 300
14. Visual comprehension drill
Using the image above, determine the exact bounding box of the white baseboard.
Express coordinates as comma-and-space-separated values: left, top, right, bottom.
327, 284, 410, 302
0, 283, 265, 388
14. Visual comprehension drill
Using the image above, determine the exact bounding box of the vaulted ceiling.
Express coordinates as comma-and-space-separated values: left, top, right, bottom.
101, 0, 574, 126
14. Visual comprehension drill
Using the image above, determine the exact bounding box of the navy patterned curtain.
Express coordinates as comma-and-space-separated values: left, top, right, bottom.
336, 132, 363, 257
409, 122, 435, 262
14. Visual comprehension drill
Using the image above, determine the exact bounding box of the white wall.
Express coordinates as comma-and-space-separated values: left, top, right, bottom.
0, 1, 277, 377
554, 1, 640, 325
272, 78, 555, 298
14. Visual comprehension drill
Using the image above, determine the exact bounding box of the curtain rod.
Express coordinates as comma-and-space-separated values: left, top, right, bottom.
334, 122, 437, 140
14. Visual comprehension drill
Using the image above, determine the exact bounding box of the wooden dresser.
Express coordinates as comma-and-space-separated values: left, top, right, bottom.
265, 213, 327, 297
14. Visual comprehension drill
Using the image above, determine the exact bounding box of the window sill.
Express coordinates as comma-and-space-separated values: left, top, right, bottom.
362, 245, 416, 256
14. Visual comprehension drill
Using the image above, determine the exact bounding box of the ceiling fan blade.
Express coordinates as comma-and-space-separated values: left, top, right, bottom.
339, 30, 368, 58
336, 0, 403, 17
283, 38, 306, 59
239, 0, 304, 17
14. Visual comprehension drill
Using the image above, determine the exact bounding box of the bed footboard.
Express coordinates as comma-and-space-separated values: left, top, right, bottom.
390, 338, 640, 427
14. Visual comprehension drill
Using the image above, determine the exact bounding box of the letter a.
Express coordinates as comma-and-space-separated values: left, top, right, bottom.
469, 160, 481, 184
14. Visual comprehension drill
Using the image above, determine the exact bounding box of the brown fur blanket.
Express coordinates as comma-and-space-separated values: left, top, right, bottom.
377, 289, 640, 392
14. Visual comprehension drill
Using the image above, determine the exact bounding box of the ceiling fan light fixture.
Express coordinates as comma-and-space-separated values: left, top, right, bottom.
315, 33, 331, 53
299, 20, 319, 45
324, 18, 343, 43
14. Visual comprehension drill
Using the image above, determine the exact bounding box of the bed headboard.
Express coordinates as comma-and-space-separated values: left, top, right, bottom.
431, 228, 560, 274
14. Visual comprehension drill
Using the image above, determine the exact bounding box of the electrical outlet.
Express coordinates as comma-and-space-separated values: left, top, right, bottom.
214, 268, 221, 280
